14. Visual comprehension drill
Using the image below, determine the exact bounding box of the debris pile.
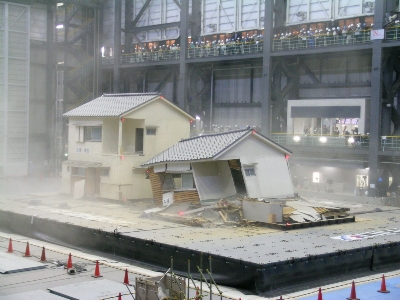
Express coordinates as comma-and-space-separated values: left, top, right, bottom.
142, 196, 351, 228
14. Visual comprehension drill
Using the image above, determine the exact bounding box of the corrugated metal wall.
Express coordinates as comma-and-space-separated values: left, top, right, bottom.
102, 0, 115, 47
145, 69, 175, 101
0, 2, 30, 176
30, 4, 46, 41
213, 106, 262, 129
213, 67, 263, 129
299, 55, 371, 98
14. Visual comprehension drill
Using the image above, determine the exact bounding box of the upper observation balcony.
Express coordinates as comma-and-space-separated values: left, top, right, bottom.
101, 26, 400, 66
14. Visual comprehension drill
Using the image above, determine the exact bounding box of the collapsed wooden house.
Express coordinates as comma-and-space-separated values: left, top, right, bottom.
141, 129, 294, 206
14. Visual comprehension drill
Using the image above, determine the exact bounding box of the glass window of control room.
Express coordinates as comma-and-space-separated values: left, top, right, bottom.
295, 118, 359, 136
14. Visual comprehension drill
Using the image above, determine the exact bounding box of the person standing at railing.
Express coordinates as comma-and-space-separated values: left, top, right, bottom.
333, 126, 340, 136
341, 26, 347, 44
343, 126, 350, 145
332, 27, 338, 44
307, 29, 315, 48
322, 125, 328, 135
354, 23, 362, 43
347, 24, 354, 44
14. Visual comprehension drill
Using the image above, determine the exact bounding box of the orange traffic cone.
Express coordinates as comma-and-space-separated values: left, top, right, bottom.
23, 242, 31, 257
66, 253, 73, 269
92, 260, 102, 278
40, 246, 46, 262
346, 281, 359, 300
118, 292, 122, 300
7, 238, 13, 253
317, 287, 323, 300
123, 268, 129, 285
195, 287, 199, 300
377, 274, 390, 293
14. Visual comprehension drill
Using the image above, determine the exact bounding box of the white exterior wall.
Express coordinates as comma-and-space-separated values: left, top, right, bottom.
63, 98, 191, 200
192, 160, 236, 201
218, 135, 294, 199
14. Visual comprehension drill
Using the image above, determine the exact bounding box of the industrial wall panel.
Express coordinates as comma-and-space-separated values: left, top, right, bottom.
213, 106, 262, 129
252, 67, 263, 103
287, 0, 333, 25
214, 68, 252, 104
321, 57, 346, 83
335, 0, 375, 19
8, 59, 28, 84
8, 5, 28, 30
299, 86, 370, 98
347, 54, 371, 82
133, 0, 180, 41
202, 0, 236, 35
0, 2, 29, 176
145, 70, 175, 100
9, 33, 28, 58
102, 0, 114, 47
164, 0, 180, 39
299, 59, 320, 85
30, 4, 46, 41
239, 0, 264, 30
0, 34, 3, 55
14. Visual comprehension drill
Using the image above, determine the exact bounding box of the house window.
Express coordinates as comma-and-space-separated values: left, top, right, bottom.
244, 168, 256, 177
135, 128, 144, 153
146, 128, 156, 135
181, 173, 195, 188
71, 167, 86, 176
100, 168, 110, 177
84, 126, 102, 141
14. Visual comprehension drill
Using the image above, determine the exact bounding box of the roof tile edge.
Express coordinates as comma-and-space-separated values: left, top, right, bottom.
179, 129, 251, 143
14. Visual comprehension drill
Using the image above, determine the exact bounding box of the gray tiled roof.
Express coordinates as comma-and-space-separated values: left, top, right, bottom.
142, 129, 252, 166
63, 93, 160, 117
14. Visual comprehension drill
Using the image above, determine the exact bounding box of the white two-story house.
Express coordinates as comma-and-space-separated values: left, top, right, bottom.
62, 93, 194, 201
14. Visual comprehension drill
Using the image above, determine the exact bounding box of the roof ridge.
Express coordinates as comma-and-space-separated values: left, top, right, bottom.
102, 93, 160, 97
179, 129, 250, 143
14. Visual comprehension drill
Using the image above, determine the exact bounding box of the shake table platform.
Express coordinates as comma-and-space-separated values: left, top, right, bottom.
1, 188, 400, 295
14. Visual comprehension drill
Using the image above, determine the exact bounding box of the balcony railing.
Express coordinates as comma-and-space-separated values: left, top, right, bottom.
386, 26, 400, 40
188, 41, 263, 58
381, 136, 400, 151
121, 49, 181, 63
271, 133, 369, 149
272, 30, 372, 51
270, 133, 400, 151
101, 27, 400, 66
